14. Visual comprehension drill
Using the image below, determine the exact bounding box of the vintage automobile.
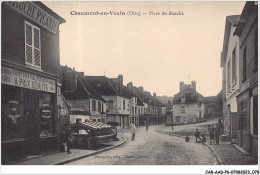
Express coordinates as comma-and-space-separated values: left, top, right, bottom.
70, 121, 116, 149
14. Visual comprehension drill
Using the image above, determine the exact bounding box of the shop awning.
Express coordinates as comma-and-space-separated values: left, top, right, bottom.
71, 121, 112, 130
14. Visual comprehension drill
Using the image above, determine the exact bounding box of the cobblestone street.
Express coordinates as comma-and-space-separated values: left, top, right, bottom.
67, 126, 216, 165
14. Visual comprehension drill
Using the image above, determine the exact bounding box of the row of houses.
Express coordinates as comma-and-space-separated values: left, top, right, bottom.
220, 2, 258, 157
61, 66, 167, 128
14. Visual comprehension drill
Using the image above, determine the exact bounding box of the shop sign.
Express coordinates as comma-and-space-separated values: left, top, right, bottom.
1, 66, 56, 93
5, 1, 59, 34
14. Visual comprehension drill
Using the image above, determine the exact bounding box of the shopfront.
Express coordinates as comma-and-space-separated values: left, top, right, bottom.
1, 66, 58, 164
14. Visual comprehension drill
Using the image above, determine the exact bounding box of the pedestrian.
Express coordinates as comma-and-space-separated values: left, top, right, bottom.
209, 125, 215, 145
215, 123, 220, 145
130, 122, 136, 141
201, 134, 206, 143
67, 135, 72, 154
185, 135, 190, 142
146, 120, 149, 131
194, 129, 201, 143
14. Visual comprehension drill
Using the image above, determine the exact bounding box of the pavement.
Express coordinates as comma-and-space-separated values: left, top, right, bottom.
13, 134, 126, 165
67, 126, 216, 165
156, 119, 258, 165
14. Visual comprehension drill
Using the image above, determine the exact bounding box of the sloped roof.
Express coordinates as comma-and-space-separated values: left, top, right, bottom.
220, 15, 240, 67
173, 88, 204, 104
85, 76, 134, 99
63, 73, 106, 103
234, 2, 257, 36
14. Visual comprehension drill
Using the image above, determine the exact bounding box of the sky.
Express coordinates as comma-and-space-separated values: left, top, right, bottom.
44, 1, 246, 97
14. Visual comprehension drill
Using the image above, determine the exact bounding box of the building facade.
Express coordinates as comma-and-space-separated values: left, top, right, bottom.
61, 67, 107, 124
220, 15, 241, 142
172, 81, 205, 125
1, 2, 65, 164
233, 2, 258, 156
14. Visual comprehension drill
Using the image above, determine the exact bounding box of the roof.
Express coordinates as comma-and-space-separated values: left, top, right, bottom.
173, 88, 204, 104
35, 2, 66, 24
133, 87, 165, 107
71, 121, 112, 130
85, 76, 134, 99
234, 2, 257, 37
220, 15, 240, 67
63, 73, 107, 103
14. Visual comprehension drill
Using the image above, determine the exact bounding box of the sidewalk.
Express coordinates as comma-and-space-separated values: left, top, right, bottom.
156, 126, 258, 165
13, 135, 126, 165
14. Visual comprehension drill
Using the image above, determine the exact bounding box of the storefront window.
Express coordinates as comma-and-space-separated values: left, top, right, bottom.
39, 92, 54, 137
1, 85, 25, 141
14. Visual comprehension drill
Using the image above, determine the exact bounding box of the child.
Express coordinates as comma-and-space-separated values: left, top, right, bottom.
185, 135, 190, 142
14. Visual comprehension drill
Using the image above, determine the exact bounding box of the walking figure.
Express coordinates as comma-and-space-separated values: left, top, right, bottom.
67, 135, 72, 154
215, 123, 220, 145
146, 120, 149, 131
209, 125, 215, 145
194, 129, 201, 143
130, 122, 136, 141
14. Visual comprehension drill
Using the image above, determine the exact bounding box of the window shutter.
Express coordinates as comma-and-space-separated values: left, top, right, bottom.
34, 28, 41, 67
25, 23, 33, 64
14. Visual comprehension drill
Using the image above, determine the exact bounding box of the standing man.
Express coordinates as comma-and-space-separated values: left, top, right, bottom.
215, 123, 220, 145
194, 129, 201, 143
130, 122, 136, 141
209, 125, 215, 145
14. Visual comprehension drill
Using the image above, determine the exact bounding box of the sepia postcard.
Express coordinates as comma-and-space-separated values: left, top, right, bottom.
1, 0, 259, 174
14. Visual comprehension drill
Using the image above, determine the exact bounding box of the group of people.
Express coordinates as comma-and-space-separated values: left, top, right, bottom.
185, 121, 223, 145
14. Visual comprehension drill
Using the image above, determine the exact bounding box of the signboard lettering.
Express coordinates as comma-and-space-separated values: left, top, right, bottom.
1, 66, 56, 93
5, 1, 59, 34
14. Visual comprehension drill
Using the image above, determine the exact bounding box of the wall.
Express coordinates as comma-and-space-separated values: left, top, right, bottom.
66, 99, 90, 112
1, 3, 61, 77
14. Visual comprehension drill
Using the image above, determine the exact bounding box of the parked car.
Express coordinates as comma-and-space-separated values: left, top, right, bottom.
70, 121, 116, 149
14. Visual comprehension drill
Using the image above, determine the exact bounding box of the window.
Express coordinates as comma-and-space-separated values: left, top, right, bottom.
135, 107, 137, 114
93, 119, 96, 122
255, 31, 258, 68
98, 101, 101, 112
227, 60, 231, 89
123, 100, 125, 110
101, 103, 104, 112
85, 119, 88, 122
232, 48, 236, 84
39, 92, 54, 137
241, 100, 248, 130
25, 21, 41, 68
176, 116, 180, 122
108, 100, 113, 109
98, 119, 101, 122
181, 106, 185, 113
132, 106, 134, 114
92, 100, 96, 112
243, 47, 247, 81
76, 118, 82, 123
2, 86, 24, 141
199, 111, 202, 118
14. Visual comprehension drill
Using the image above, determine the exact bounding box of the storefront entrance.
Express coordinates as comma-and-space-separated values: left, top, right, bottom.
25, 89, 40, 155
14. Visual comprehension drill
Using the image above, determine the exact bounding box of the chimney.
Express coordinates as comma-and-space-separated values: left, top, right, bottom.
138, 86, 144, 92
153, 93, 156, 97
63, 71, 77, 92
180, 81, 185, 92
118, 75, 123, 92
127, 82, 133, 91
191, 81, 196, 91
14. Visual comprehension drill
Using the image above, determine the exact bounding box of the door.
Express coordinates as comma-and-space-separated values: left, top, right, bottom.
25, 89, 40, 155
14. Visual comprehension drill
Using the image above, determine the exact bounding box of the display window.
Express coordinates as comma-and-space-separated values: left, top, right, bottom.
1, 85, 25, 141
39, 92, 54, 137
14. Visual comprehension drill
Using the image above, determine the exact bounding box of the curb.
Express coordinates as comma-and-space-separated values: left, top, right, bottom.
233, 144, 251, 155
203, 143, 223, 165
53, 136, 127, 165
156, 129, 223, 165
